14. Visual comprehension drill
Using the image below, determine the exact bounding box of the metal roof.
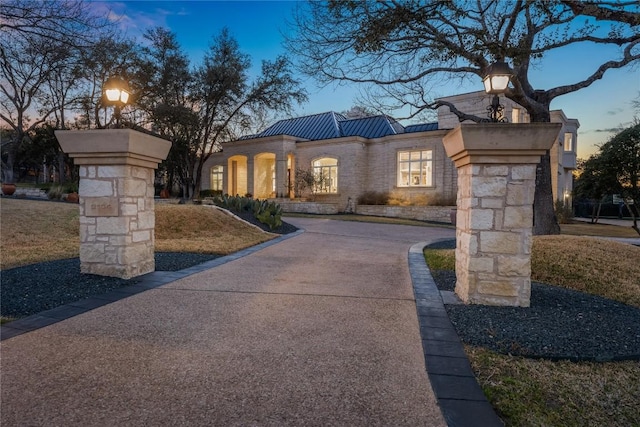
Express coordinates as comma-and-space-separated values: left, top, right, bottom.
404, 122, 439, 133
241, 112, 438, 142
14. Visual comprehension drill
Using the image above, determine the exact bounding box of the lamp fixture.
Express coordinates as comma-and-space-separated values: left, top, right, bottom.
103, 76, 131, 127
482, 61, 513, 123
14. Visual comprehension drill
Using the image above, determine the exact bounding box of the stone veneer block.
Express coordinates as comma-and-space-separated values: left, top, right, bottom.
443, 123, 560, 307
56, 129, 171, 279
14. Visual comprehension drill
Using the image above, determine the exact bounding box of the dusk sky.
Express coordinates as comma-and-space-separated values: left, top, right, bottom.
93, 1, 639, 159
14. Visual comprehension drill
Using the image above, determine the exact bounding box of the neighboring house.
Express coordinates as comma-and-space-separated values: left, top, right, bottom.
437, 92, 579, 204
202, 91, 579, 211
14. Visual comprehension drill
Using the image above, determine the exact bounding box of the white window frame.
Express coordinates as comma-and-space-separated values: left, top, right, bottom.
312, 157, 338, 194
563, 132, 574, 152
397, 150, 433, 187
210, 165, 224, 191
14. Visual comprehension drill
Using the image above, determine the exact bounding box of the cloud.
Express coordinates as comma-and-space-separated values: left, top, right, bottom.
90, 2, 169, 34
592, 127, 624, 133
606, 107, 624, 116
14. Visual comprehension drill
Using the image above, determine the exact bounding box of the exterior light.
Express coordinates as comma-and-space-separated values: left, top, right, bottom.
103, 76, 131, 127
483, 61, 513, 123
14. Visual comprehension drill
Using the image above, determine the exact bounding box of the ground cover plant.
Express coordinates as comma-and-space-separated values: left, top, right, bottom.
424, 237, 640, 426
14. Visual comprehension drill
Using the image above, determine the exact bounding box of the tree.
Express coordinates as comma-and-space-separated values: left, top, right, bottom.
342, 105, 377, 119
76, 35, 142, 130
573, 155, 616, 222
287, 0, 640, 234
0, 0, 106, 47
575, 123, 640, 234
0, 0, 109, 183
134, 28, 194, 196
1, 29, 73, 183
599, 123, 640, 234
185, 28, 307, 199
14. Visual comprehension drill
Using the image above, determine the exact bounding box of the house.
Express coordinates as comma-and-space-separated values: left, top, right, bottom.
202, 91, 579, 213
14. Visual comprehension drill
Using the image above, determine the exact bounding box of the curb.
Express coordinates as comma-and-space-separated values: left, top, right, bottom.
408, 241, 503, 427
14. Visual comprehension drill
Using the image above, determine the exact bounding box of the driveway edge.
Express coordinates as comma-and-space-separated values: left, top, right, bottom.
409, 241, 503, 427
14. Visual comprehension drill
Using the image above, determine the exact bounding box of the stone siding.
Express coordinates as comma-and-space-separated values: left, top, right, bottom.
278, 200, 339, 215
12, 188, 48, 199
78, 164, 156, 279
355, 205, 454, 223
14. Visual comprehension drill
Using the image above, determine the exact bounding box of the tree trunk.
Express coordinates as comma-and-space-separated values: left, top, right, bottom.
57, 152, 67, 184
528, 106, 561, 235
533, 152, 561, 235
622, 199, 640, 236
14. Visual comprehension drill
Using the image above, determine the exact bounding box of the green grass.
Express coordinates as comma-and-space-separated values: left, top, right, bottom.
423, 249, 455, 271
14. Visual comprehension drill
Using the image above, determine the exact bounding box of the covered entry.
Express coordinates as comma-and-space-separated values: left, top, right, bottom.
228, 155, 247, 196
254, 153, 276, 199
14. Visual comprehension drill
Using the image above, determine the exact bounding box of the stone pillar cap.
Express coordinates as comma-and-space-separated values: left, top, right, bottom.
443, 123, 562, 167
56, 128, 172, 169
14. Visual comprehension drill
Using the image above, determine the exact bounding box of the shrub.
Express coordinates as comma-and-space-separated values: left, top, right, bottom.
554, 199, 573, 224
47, 185, 64, 200
357, 191, 390, 205
199, 189, 223, 198
212, 194, 283, 230
64, 182, 79, 194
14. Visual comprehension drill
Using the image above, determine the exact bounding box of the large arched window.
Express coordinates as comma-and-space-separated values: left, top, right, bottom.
313, 157, 338, 193
210, 165, 223, 191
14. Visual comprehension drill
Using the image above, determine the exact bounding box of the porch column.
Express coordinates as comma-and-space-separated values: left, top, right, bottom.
276, 154, 288, 198
443, 123, 560, 307
247, 157, 254, 197
55, 129, 171, 279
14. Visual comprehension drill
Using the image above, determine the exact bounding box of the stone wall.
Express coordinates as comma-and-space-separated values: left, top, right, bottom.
355, 205, 454, 223
13, 188, 48, 199
277, 200, 339, 215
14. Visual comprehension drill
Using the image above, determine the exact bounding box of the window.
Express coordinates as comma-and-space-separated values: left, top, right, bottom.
511, 108, 521, 124
210, 165, 223, 191
313, 157, 338, 193
397, 150, 433, 187
563, 133, 573, 152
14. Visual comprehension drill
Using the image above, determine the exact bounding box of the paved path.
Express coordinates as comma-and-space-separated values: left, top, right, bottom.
1, 218, 457, 426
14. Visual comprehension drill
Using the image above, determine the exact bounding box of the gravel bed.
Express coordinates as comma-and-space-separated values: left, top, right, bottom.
425, 240, 640, 361
1, 253, 219, 318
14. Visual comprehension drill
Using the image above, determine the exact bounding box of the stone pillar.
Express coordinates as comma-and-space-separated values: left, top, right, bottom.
55, 129, 171, 279
443, 123, 561, 307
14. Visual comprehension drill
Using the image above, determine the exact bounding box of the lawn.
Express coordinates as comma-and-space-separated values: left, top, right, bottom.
0, 198, 273, 270
425, 237, 640, 426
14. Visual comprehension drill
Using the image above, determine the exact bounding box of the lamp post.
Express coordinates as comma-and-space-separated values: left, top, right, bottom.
482, 61, 513, 123
103, 76, 131, 127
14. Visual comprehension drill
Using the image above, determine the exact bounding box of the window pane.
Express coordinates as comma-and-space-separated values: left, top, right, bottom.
313, 158, 338, 193
564, 133, 573, 152
397, 150, 433, 187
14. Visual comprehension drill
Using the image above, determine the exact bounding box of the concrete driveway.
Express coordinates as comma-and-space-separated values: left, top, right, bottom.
1, 217, 455, 426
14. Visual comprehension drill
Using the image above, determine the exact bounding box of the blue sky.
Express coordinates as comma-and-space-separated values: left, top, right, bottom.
93, 0, 639, 158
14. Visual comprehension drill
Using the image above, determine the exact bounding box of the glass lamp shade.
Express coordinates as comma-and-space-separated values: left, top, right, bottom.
483, 61, 513, 94
103, 76, 131, 105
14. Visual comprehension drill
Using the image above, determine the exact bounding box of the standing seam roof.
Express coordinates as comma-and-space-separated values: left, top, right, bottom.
240, 112, 437, 141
